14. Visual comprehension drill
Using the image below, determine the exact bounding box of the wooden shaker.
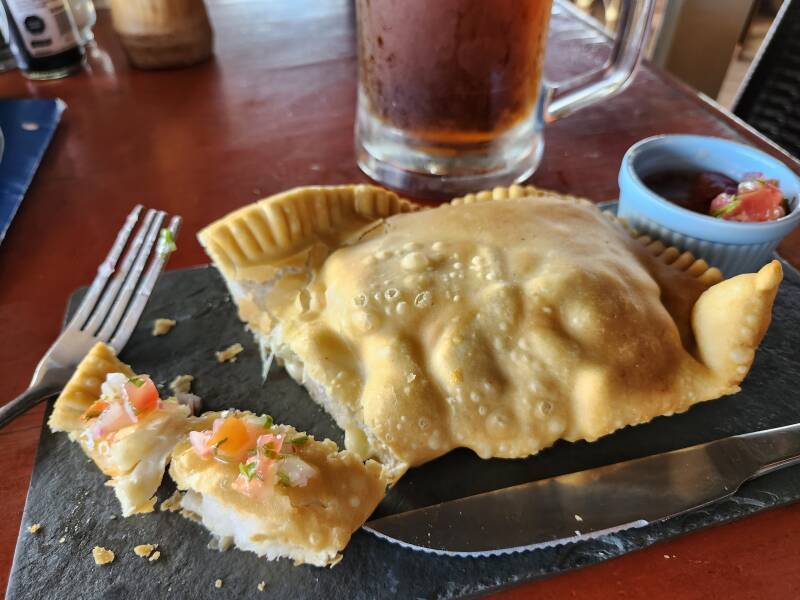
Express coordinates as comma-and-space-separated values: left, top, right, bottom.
110, 0, 213, 69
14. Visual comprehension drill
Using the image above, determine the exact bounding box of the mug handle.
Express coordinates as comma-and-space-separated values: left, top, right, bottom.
545, 0, 657, 122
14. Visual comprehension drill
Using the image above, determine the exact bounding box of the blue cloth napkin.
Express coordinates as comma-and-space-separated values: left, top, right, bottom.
0, 98, 65, 245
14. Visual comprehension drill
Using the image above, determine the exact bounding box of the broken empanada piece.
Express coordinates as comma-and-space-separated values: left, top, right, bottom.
170, 410, 388, 567
49, 342, 191, 515
199, 184, 782, 480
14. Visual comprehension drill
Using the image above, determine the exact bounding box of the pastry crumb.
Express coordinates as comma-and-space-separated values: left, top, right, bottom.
215, 343, 243, 363
218, 536, 233, 551
257, 581, 266, 592
139, 497, 157, 514
207, 535, 233, 552
152, 318, 176, 336
169, 374, 194, 395
27, 523, 42, 534
149, 550, 161, 562
59, 537, 66, 544
180, 508, 201, 523
160, 490, 183, 512
214, 578, 223, 589
134, 544, 157, 558
92, 546, 115, 565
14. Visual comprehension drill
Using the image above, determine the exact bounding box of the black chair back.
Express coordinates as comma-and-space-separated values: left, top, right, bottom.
734, 0, 800, 158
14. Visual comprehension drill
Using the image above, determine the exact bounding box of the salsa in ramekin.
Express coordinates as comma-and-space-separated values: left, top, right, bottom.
642, 170, 790, 223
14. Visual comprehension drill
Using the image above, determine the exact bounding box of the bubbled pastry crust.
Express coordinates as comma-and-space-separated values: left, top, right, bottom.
198, 184, 783, 478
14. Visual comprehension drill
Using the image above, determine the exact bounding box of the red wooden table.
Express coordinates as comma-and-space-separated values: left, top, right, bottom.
1, 1, 800, 597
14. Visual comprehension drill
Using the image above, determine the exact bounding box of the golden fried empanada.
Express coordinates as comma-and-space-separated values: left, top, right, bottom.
199, 185, 782, 480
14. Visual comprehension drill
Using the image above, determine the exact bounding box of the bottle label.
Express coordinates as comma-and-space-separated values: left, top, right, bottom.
5, 0, 78, 58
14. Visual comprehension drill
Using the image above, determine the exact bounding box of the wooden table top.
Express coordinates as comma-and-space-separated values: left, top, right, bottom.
1, 1, 800, 597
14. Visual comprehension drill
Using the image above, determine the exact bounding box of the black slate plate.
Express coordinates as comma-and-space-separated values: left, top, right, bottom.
8, 260, 800, 600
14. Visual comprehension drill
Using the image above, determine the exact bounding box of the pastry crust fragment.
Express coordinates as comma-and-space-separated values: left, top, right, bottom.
169, 410, 387, 567
199, 184, 783, 480
49, 343, 191, 516
49, 342, 134, 434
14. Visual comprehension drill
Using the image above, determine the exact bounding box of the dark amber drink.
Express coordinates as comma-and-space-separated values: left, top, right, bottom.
357, 0, 553, 146
355, 0, 654, 197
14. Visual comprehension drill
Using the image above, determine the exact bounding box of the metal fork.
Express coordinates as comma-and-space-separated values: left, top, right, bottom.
0, 206, 181, 428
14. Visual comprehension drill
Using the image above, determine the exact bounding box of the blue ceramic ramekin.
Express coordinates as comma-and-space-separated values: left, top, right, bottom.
618, 135, 800, 276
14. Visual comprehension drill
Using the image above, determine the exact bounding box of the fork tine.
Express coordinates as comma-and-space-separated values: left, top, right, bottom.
109, 216, 182, 352
82, 208, 157, 335
96, 211, 166, 342
66, 205, 143, 331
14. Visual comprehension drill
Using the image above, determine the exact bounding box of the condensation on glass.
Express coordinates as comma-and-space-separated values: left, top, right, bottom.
355, 0, 656, 198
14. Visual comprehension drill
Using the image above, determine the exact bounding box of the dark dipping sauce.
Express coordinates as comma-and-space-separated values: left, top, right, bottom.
642, 170, 738, 215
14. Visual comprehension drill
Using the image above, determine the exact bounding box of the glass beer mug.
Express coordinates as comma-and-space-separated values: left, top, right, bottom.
355, 0, 655, 197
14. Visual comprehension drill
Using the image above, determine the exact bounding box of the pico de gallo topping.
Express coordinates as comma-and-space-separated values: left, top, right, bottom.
80, 372, 162, 440
189, 414, 316, 496
709, 172, 789, 222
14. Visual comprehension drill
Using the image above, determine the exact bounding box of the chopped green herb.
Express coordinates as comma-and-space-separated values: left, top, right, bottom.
711, 198, 741, 217
259, 441, 278, 459
290, 435, 309, 446
128, 376, 145, 388
262, 415, 274, 429
212, 437, 228, 455
277, 471, 291, 486
239, 461, 258, 481
158, 228, 177, 258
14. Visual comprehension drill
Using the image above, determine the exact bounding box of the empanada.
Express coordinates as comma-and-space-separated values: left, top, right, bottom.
49, 343, 191, 515
198, 185, 782, 480
169, 410, 387, 567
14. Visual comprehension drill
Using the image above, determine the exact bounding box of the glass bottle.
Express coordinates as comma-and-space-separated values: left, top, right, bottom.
0, 9, 17, 72
67, 0, 95, 44
1, 0, 85, 80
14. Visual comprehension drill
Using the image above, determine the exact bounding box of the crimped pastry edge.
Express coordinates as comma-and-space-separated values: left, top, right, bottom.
200, 183, 724, 286
197, 185, 419, 281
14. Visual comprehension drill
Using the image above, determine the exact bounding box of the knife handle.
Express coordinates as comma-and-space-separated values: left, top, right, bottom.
737, 423, 800, 478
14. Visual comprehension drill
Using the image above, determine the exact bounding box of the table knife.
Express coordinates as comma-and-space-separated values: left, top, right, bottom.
364, 423, 800, 556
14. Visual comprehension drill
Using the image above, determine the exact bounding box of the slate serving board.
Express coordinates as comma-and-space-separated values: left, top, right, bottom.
8, 259, 800, 600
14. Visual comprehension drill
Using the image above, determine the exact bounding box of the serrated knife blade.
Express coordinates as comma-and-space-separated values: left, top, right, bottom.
364, 423, 800, 556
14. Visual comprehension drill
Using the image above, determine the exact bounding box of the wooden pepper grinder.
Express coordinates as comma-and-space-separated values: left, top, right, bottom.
110, 0, 213, 69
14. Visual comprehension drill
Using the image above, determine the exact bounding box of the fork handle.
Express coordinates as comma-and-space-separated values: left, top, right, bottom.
0, 369, 71, 428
